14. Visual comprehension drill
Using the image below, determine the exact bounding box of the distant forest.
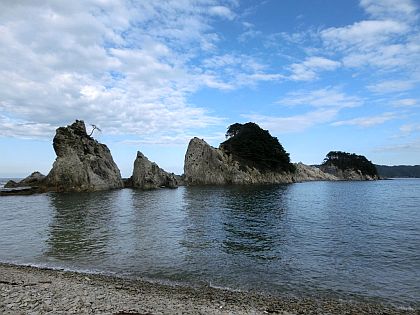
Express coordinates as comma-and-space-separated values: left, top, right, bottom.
375, 165, 420, 178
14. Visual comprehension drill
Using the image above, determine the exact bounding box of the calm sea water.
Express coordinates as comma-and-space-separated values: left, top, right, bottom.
0, 179, 419, 307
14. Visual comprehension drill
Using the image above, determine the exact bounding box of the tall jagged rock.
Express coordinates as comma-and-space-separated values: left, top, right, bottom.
46, 120, 123, 192
184, 137, 296, 185
131, 151, 179, 189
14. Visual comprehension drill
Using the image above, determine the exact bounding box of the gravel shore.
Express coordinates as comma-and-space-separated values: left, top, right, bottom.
0, 263, 417, 314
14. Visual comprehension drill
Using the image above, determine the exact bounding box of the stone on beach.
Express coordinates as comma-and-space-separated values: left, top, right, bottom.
0, 263, 415, 315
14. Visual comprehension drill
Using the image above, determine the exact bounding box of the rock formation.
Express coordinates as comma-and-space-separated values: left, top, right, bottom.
292, 163, 338, 182
184, 137, 297, 185
45, 120, 123, 192
319, 165, 377, 180
319, 151, 379, 180
184, 138, 345, 185
4, 171, 46, 188
130, 151, 179, 189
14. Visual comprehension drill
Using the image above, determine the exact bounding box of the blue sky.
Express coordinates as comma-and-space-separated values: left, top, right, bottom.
0, 0, 419, 177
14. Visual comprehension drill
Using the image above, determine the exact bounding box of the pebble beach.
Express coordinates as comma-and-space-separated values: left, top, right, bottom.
0, 263, 417, 315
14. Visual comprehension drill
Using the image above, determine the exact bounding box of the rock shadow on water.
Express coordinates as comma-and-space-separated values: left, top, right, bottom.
180, 185, 292, 262
178, 184, 297, 292
218, 185, 291, 260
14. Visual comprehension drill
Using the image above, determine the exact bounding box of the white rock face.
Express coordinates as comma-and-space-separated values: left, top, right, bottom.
46, 120, 123, 192
319, 165, 378, 181
184, 137, 298, 185
292, 163, 338, 182
132, 151, 179, 189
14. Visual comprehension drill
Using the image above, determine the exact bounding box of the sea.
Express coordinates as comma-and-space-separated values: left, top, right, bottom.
0, 179, 419, 308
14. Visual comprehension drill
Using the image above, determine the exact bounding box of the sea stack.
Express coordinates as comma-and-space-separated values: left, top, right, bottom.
184, 137, 235, 185
184, 123, 298, 185
46, 120, 123, 192
130, 151, 179, 189
319, 151, 379, 180
184, 123, 345, 185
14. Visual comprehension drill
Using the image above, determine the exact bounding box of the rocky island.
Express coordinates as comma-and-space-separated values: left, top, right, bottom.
1, 120, 180, 194
183, 122, 376, 185
320, 151, 379, 180
127, 151, 180, 189
184, 123, 297, 185
45, 120, 124, 192
1, 120, 380, 196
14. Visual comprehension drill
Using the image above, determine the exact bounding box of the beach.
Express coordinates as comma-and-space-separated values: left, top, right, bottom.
0, 263, 416, 314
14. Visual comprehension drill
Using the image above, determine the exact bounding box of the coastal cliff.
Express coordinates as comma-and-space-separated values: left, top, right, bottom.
130, 151, 179, 189
319, 151, 379, 180
184, 137, 337, 185
45, 120, 123, 192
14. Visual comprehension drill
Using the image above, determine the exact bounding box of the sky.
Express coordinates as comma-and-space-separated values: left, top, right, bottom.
0, 0, 419, 177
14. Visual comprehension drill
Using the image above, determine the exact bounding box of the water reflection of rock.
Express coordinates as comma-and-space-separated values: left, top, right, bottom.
181, 185, 291, 262
45, 191, 116, 260
219, 185, 290, 260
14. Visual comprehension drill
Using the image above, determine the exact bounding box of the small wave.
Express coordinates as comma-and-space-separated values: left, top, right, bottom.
396, 305, 415, 311
0, 260, 119, 279
208, 282, 245, 293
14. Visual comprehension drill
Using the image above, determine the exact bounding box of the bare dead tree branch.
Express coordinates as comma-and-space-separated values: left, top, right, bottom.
89, 124, 102, 137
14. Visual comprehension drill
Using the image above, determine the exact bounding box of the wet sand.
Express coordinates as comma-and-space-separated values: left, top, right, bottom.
0, 263, 416, 314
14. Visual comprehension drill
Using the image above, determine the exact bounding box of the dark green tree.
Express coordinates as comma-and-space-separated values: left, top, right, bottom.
225, 123, 243, 139
322, 151, 378, 177
220, 122, 295, 173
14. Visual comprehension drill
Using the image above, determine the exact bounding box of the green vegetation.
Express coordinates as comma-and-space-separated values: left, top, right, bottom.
220, 122, 295, 173
322, 151, 378, 177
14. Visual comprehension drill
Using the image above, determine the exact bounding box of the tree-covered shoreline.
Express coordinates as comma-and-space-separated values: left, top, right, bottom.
322, 151, 378, 178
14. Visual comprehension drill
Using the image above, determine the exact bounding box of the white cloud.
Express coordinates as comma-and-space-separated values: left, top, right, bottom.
238, 22, 262, 42
319, 1, 419, 74
121, 132, 225, 146
367, 80, 415, 93
200, 53, 283, 88
321, 20, 408, 50
392, 98, 418, 107
0, 1, 240, 142
399, 123, 420, 135
331, 112, 400, 127
277, 87, 362, 109
244, 109, 339, 134
208, 6, 235, 20
288, 56, 340, 81
374, 138, 420, 152
0, 115, 56, 139
360, 0, 418, 21
242, 87, 361, 133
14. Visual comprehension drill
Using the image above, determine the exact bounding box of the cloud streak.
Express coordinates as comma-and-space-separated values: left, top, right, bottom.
331, 112, 400, 127
243, 87, 362, 134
